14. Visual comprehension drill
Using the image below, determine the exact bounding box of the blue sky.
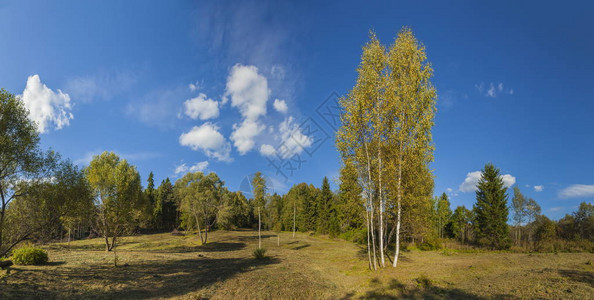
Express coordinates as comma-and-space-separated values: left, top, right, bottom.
1, 0, 592, 219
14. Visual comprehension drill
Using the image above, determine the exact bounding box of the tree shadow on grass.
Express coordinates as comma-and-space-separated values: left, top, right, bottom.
348, 278, 512, 300
197, 242, 247, 252
2, 256, 280, 299
234, 234, 276, 241
558, 269, 594, 287
291, 244, 311, 250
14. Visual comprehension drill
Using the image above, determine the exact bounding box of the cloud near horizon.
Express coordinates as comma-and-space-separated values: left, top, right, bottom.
559, 184, 594, 199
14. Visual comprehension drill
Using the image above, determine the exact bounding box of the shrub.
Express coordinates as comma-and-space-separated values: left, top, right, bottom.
419, 237, 443, 251
11, 247, 48, 265
253, 248, 267, 259
339, 227, 367, 244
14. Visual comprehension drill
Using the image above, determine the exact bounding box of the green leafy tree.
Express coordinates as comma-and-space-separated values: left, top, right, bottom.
337, 160, 364, 232
252, 172, 267, 248
511, 186, 528, 245
473, 163, 511, 249
337, 28, 436, 269
436, 193, 452, 238
0, 89, 61, 257
449, 206, 473, 243
175, 172, 225, 244
86, 151, 144, 251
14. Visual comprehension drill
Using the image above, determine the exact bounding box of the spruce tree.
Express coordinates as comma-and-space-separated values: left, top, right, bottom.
316, 177, 333, 234
474, 163, 511, 249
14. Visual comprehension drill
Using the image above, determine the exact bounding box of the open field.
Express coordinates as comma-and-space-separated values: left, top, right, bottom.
1, 230, 593, 299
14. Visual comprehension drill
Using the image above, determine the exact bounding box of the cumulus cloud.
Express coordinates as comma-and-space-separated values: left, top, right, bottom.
224, 64, 271, 155
534, 185, 544, 192
174, 161, 209, 175
225, 64, 269, 120
277, 116, 313, 159
183, 93, 219, 120
273, 98, 288, 114
179, 123, 232, 162
259, 144, 276, 156
230, 119, 266, 155
559, 184, 594, 199
459, 170, 516, 193
20, 75, 73, 133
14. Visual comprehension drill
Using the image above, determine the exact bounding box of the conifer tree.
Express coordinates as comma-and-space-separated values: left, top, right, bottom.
474, 163, 511, 249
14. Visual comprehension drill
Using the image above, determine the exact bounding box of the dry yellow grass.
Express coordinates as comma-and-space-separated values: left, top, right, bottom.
1, 230, 592, 299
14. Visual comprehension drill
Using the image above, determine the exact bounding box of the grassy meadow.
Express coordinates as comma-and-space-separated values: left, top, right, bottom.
1, 230, 592, 299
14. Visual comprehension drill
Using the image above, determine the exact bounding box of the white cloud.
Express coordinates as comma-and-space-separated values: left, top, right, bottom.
475, 82, 514, 98
559, 184, 594, 199
20, 75, 73, 133
273, 98, 288, 114
459, 170, 516, 193
183, 93, 219, 120
459, 171, 482, 193
446, 188, 453, 193
277, 116, 313, 159
174, 164, 188, 175
230, 119, 266, 155
501, 174, 516, 188
179, 123, 232, 162
225, 64, 269, 120
174, 161, 209, 175
224, 64, 272, 155
259, 144, 276, 156
534, 185, 544, 192
487, 83, 497, 98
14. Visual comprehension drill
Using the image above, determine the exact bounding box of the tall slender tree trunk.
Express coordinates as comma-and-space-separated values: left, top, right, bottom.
293, 204, 296, 238
258, 207, 262, 248
393, 152, 403, 267
378, 149, 385, 267
364, 142, 377, 270
366, 208, 372, 270
194, 214, 204, 244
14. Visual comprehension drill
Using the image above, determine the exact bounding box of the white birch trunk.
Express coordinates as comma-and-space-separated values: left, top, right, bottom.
258, 207, 262, 248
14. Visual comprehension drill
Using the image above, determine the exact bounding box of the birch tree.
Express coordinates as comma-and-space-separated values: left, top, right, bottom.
337, 32, 385, 269
338, 28, 436, 269
385, 28, 436, 267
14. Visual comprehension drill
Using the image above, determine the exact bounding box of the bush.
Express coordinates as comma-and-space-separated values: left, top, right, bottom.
11, 247, 48, 265
339, 227, 367, 244
253, 248, 267, 259
419, 237, 443, 251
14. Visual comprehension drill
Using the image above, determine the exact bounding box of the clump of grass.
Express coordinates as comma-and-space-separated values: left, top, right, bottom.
586, 260, 591, 265
253, 247, 267, 259
415, 274, 433, 289
11, 246, 48, 265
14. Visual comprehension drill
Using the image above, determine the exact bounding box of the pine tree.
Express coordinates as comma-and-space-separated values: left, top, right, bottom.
474, 163, 511, 249
316, 177, 333, 234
